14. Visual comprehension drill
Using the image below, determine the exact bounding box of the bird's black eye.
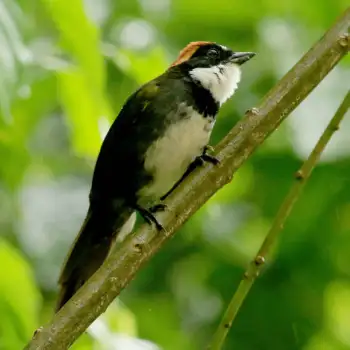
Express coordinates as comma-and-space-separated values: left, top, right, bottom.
207, 48, 219, 58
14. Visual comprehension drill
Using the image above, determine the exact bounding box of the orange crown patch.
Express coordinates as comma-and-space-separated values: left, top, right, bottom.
170, 41, 212, 67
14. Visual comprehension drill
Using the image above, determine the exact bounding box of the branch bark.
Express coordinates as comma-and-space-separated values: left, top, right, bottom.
209, 90, 350, 350
26, 8, 350, 350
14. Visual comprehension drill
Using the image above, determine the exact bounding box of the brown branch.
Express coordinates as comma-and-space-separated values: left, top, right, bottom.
25, 8, 350, 350
209, 90, 350, 350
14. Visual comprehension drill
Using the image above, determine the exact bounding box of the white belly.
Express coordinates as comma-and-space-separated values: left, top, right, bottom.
138, 104, 214, 205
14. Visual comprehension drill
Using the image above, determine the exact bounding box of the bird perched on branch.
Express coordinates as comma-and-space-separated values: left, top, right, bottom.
56, 41, 255, 311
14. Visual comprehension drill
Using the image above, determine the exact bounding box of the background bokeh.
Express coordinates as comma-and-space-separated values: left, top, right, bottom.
0, 1, 349, 349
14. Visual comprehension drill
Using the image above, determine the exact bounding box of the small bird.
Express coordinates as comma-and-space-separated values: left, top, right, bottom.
56, 41, 255, 311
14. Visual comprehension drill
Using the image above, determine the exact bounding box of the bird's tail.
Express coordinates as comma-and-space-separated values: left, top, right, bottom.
55, 204, 136, 312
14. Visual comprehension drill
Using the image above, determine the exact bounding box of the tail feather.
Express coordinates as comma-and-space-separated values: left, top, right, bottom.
56, 205, 135, 312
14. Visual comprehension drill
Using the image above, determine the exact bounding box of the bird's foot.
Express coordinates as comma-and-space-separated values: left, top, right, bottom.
160, 146, 219, 202
196, 145, 220, 166
204, 145, 215, 153
134, 204, 164, 230
149, 203, 168, 213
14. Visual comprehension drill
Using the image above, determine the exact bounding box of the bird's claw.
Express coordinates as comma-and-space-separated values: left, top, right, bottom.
204, 145, 215, 154
200, 153, 220, 165
134, 204, 164, 231
196, 145, 220, 165
149, 203, 168, 213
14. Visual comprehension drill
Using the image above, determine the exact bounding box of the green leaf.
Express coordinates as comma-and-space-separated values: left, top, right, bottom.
0, 240, 41, 349
0, 0, 29, 123
58, 69, 108, 157
42, 0, 105, 91
115, 46, 168, 84
103, 301, 138, 336
43, 0, 113, 157
70, 332, 94, 350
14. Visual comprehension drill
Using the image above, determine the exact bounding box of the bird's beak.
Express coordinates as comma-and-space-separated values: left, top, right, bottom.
229, 52, 256, 65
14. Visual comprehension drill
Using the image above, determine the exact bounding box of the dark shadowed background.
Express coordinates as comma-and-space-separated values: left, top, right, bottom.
0, 0, 349, 349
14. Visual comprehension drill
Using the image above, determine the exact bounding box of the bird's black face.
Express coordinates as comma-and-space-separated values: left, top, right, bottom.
186, 43, 255, 69
171, 41, 255, 104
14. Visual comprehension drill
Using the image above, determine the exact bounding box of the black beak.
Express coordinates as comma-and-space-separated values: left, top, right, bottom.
230, 52, 256, 65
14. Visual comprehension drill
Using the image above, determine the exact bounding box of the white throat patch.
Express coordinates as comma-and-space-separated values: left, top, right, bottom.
189, 63, 241, 105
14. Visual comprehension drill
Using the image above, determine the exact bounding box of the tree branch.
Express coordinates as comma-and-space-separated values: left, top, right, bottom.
26, 8, 349, 350
209, 90, 350, 350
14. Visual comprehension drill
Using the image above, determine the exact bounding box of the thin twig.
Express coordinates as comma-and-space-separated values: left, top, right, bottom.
25, 8, 349, 350
209, 91, 350, 350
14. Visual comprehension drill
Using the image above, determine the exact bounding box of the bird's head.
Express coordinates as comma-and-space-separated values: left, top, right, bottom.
171, 41, 255, 105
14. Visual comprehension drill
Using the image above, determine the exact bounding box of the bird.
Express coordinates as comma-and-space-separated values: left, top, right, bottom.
56, 41, 255, 311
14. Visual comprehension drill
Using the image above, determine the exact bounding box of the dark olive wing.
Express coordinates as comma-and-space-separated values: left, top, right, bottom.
89, 76, 191, 204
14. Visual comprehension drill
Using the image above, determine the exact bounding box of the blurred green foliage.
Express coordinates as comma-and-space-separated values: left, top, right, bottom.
0, 0, 349, 349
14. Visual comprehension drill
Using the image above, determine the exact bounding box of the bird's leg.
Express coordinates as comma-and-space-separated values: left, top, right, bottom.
149, 203, 168, 213
134, 204, 164, 230
161, 145, 219, 201
160, 165, 196, 200
197, 145, 220, 165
